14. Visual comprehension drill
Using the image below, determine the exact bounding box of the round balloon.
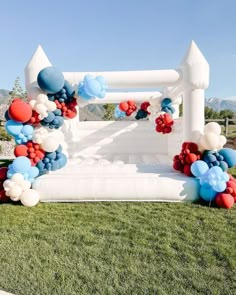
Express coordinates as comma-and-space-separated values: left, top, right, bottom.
14, 145, 28, 157
37, 67, 64, 94
5, 120, 23, 136
8, 101, 32, 123
204, 122, 221, 135
20, 189, 40, 207
12, 156, 31, 174
41, 137, 59, 152
190, 160, 209, 178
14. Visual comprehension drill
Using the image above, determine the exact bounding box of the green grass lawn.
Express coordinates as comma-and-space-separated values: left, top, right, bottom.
0, 160, 235, 294
0, 202, 235, 295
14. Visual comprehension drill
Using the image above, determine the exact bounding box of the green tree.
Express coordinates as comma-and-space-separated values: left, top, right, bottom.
9, 77, 27, 102
102, 104, 115, 120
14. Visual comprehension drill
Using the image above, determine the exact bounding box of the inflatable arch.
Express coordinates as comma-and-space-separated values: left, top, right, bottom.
24, 40, 209, 202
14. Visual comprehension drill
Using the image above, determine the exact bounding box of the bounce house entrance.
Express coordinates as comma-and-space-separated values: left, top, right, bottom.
24, 41, 209, 202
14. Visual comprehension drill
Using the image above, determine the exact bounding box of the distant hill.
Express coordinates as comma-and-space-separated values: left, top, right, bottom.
0, 89, 10, 104
205, 97, 236, 112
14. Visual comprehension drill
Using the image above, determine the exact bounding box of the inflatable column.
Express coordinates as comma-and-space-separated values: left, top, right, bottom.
24, 45, 52, 99
180, 41, 209, 140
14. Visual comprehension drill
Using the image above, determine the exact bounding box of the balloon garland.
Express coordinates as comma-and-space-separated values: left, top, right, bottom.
173, 122, 236, 209
1, 67, 107, 207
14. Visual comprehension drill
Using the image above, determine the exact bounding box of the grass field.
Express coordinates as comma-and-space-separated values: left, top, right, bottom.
0, 162, 235, 294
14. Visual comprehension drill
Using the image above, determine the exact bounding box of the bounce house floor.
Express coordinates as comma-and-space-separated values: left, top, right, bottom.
32, 155, 200, 203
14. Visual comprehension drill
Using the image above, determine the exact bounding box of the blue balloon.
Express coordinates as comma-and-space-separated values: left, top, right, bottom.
46, 152, 57, 160
64, 80, 75, 96
5, 110, 10, 121
211, 181, 226, 193
58, 153, 67, 169
12, 156, 31, 173
28, 166, 39, 178
218, 148, 236, 168
7, 165, 16, 178
78, 74, 107, 100
191, 160, 209, 178
5, 120, 23, 136
199, 185, 217, 201
37, 66, 65, 94
161, 98, 172, 108
114, 105, 126, 119
43, 112, 55, 123
21, 125, 34, 136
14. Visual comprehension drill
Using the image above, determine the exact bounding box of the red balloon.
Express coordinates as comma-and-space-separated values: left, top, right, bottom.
0, 167, 8, 180
215, 193, 234, 209
186, 153, 198, 164
9, 100, 32, 123
127, 100, 135, 106
0, 189, 9, 203
226, 180, 236, 202
183, 164, 192, 176
173, 160, 183, 171
119, 102, 129, 112
14, 145, 28, 157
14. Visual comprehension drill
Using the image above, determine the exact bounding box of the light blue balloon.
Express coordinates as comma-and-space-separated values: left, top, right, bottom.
64, 80, 75, 96
208, 166, 222, 178
7, 165, 16, 178
22, 125, 34, 136
5, 120, 23, 136
191, 160, 209, 178
84, 79, 100, 97
28, 166, 39, 178
199, 185, 217, 201
12, 156, 31, 173
211, 181, 226, 193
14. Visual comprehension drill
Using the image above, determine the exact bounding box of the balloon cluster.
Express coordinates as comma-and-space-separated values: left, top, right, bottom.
191, 161, 230, 205
173, 142, 202, 176
78, 74, 107, 100
36, 145, 67, 175
191, 122, 226, 151
14, 141, 45, 166
155, 113, 174, 134
135, 102, 150, 120
5, 119, 34, 144
161, 98, 175, 114
174, 122, 236, 209
114, 105, 126, 119
202, 150, 228, 171
2, 66, 77, 206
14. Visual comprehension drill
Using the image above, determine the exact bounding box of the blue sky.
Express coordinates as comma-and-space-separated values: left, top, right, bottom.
0, 0, 236, 98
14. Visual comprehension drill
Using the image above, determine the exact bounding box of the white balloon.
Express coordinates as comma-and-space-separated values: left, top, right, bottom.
20, 189, 40, 207
9, 186, 23, 201
200, 132, 219, 150
21, 180, 31, 191
3, 179, 13, 191
46, 101, 57, 111
29, 100, 36, 108
218, 135, 227, 148
204, 122, 221, 135
11, 173, 24, 184
41, 137, 59, 152
37, 94, 48, 103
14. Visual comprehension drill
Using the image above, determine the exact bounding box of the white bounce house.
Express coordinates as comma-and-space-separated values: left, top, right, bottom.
25, 41, 209, 203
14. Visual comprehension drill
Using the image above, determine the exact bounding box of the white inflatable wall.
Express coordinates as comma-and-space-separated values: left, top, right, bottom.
25, 40, 209, 202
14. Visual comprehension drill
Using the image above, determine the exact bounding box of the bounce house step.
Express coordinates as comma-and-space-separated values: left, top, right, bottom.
32, 163, 199, 203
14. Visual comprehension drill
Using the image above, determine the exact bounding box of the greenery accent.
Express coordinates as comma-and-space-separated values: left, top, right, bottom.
0, 202, 235, 295
0, 127, 12, 141
102, 104, 115, 120
9, 76, 27, 102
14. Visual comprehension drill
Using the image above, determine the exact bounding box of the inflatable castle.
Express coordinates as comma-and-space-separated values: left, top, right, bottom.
21, 40, 208, 202
3, 40, 235, 208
